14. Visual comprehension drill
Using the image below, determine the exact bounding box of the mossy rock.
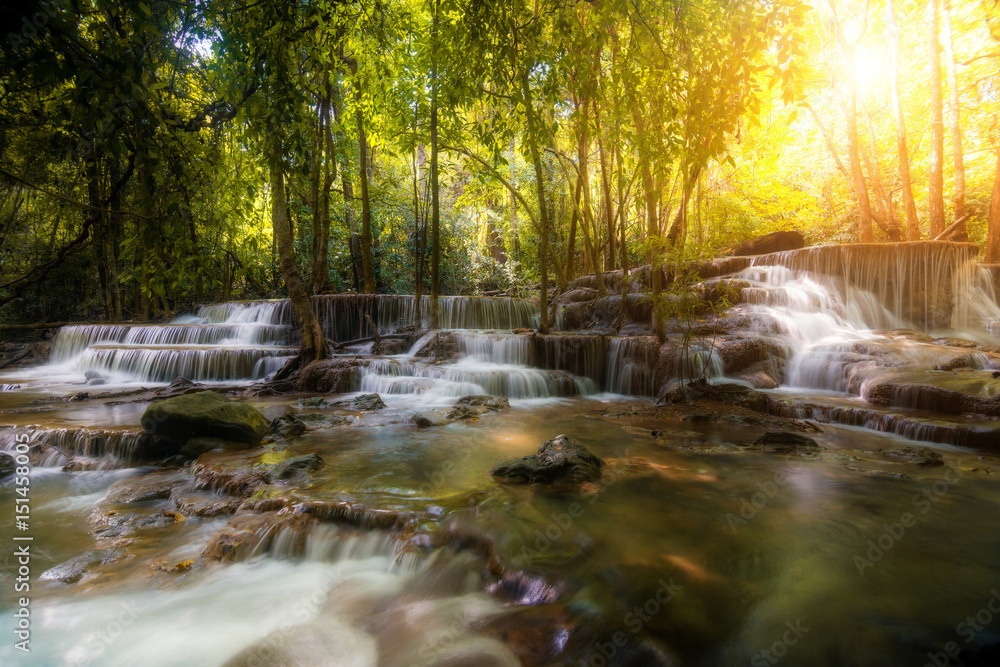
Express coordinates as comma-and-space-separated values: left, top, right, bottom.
141, 391, 269, 444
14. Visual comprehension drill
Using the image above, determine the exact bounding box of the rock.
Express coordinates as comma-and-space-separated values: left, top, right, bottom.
271, 412, 307, 440
553, 287, 599, 305
84, 370, 107, 385
91, 508, 179, 539
296, 413, 352, 429
297, 358, 362, 393
748, 432, 819, 453
736, 370, 779, 389
455, 395, 511, 411
725, 230, 804, 257
411, 413, 433, 427
445, 405, 477, 420
181, 437, 226, 459
269, 453, 324, 481
171, 490, 244, 518
0, 452, 14, 479
39, 548, 123, 584
886, 446, 944, 467
104, 472, 189, 505
353, 393, 386, 410
141, 391, 270, 444
491, 434, 604, 487
293, 396, 329, 409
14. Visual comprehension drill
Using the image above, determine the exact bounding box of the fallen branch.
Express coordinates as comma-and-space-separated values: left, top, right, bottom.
0, 321, 72, 330
932, 214, 972, 241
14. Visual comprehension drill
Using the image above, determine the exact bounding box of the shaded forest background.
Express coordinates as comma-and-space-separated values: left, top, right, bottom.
2, 0, 1000, 328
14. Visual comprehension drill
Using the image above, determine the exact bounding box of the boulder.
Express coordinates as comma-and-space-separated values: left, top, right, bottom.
297, 358, 362, 393
353, 393, 386, 410
141, 391, 269, 444
491, 434, 604, 487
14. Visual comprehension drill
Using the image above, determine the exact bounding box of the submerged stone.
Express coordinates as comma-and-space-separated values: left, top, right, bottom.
411, 413, 433, 427
269, 453, 324, 481
354, 393, 386, 410
181, 436, 226, 459
748, 431, 819, 453
491, 434, 604, 486
293, 396, 330, 409
141, 391, 270, 444
0, 452, 14, 479
271, 412, 307, 440
455, 395, 511, 411
39, 548, 123, 584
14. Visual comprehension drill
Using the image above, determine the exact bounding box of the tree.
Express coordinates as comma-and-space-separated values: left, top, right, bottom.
887, 0, 921, 241
927, 0, 946, 237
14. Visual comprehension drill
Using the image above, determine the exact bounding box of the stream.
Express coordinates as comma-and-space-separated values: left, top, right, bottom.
2, 243, 1000, 666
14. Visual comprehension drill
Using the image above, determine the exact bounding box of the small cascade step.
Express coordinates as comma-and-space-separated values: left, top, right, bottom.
77, 344, 297, 382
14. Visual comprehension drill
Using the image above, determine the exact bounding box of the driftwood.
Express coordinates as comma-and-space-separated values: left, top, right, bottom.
932, 214, 971, 241
724, 230, 804, 257
0, 321, 72, 330
330, 333, 410, 350
0, 346, 34, 369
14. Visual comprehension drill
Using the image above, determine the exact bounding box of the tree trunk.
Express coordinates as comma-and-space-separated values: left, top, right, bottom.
576, 99, 605, 296
564, 167, 582, 284
986, 151, 1000, 264
887, 0, 921, 241
353, 71, 376, 294
310, 71, 335, 294
927, 0, 946, 236
522, 70, 549, 334
429, 0, 441, 328
270, 144, 327, 367
843, 43, 876, 242
941, 0, 965, 227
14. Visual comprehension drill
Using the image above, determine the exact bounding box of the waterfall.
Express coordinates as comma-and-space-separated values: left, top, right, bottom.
606, 337, 659, 395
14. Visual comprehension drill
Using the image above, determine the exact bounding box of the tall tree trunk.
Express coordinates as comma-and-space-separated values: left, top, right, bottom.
986, 151, 1000, 264
844, 44, 876, 242
352, 69, 376, 294
413, 137, 423, 326
564, 167, 582, 284
270, 143, 328, 367
522, 70, 549, 334
887, 0, 921, 241
577, 99, 606, 296
941, 0, 965, 228
927, 0, 946, 236
310, 71, 335, 294
332, 79, 359, 291
429, 0, 441, 328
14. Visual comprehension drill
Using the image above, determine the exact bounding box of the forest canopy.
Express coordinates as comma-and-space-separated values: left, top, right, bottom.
1, 0, 999, 329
